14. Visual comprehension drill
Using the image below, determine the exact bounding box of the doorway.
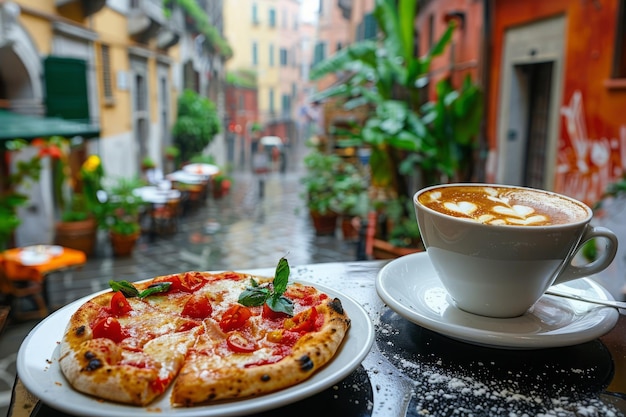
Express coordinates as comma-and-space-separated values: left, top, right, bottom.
496, 16, 565, 189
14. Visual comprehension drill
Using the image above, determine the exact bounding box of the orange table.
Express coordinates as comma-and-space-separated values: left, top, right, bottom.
0, 246, 86, 283
0, 246, 86, 319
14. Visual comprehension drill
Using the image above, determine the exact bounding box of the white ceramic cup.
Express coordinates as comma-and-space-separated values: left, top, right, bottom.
413, 183, 618, 318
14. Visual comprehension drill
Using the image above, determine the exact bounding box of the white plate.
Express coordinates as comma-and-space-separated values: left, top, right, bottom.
183, 163, 219, 176
22, 245, 64, 257
19, 252, 50, 266
376, 252, 619, 349
17, 282, 374, 417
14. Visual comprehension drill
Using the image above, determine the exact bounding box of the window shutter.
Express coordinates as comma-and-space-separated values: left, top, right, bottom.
44, 56, 90, 121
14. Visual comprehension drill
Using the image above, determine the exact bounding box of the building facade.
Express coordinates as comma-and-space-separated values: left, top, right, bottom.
0, 0, 229, 246
486, 0, 626, 206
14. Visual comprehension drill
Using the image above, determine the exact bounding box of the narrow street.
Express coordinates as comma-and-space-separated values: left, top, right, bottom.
0, 139, 360, 415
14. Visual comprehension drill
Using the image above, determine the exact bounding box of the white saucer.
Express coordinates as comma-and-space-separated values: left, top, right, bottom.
375, 252, 619, 349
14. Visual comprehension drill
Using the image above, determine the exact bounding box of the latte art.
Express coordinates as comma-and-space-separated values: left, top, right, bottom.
418, 186, 589, 226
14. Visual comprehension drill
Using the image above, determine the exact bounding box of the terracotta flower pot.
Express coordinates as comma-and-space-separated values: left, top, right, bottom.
310, 210, 338, 236
54, 218, 98, 256
110, 231, 140, 257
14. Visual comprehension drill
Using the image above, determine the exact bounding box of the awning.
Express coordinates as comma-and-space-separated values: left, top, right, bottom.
0, 110, 100, 141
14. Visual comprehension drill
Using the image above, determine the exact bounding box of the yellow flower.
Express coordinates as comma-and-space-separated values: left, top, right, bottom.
82, 155, 101, 173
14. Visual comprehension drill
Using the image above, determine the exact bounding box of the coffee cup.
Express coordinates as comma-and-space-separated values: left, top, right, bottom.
413, 183, 618, 318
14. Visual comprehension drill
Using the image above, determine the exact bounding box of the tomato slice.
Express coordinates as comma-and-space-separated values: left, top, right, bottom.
262, 303, 289, 320
92, 317, 127, 343
179, 272, 207, 292
153, 272, 206, 293
284, 307, 318, 333
226, 332, 257, 353
110, 292, 132, 316
181, 294, 213, 319
219, 305, 252, 332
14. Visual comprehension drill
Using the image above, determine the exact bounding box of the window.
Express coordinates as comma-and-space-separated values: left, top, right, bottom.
100, 44, 114, 105
313, 42, 327, 67
252, 3, 259, 24
269, 8, 276, 27
269, 44, 275, 67
281, 94, 291, 117
612, 0, 626, 78
252, 42, 258, 66
280, 48, 288, 66
269, 88, 275, 114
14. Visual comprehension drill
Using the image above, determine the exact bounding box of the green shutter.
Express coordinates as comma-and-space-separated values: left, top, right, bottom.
363, 13, 377, 40
44, 56, 90, 122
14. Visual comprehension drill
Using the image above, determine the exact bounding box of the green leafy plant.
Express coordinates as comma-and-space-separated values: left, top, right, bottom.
104, 177, 145, 236
162, 0, 233, 58
329, 165, 369, 218
164, 145, 180, 161
309, 0, 483, 248
172, 90, 222, 164
385, 197, 422, 248
300, 147, 346, 215
189, 153, 216, 165
0, 139, 43, 250
141, 156, 156, 170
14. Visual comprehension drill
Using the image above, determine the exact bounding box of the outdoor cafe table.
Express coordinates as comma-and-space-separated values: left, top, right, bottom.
0, 246, 86, 309
8, 254, 626, 416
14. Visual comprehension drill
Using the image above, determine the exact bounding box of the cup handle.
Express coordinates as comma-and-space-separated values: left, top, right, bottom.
554, 225, 619, 285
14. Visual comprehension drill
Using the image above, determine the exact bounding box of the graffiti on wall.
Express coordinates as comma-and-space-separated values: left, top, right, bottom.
555, 90, 626, 206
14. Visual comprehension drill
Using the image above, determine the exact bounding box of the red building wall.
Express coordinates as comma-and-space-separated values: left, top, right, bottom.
487, 0, 626, 205
417, 0, 484, 99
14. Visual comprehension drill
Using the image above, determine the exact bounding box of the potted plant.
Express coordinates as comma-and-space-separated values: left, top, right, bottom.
371, 196, 424, 259
104, 177, 145, 257
310, 0, 483, 256
43, 138, 105, 256
300, 147, 343, 235
212, 172, 232, 199
141, 156, 156, 171
329, 164, 369, 240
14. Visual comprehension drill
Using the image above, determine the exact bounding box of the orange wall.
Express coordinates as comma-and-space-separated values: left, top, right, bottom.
488, 0, 626, 205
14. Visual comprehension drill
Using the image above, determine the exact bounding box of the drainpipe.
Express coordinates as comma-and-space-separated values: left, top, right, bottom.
477, 0, 493, 182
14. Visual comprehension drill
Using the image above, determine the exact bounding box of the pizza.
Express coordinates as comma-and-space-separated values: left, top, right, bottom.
58, 258, 351, 407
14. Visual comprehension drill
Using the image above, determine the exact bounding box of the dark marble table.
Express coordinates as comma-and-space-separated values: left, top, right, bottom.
8, 259, 626, 417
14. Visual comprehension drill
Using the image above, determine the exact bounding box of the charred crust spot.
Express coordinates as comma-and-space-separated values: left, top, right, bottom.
84, 351, 96, 360
298, 355, 314, 371
328, 298, 344, 315
83, 358, 103, 372
75, 325, 86, 336
261, 374, 270, 382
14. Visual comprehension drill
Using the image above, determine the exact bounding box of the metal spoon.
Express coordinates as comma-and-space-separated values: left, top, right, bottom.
545, 288, 626, 312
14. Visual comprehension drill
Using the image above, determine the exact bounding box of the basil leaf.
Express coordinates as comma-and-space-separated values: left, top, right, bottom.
109, 280, 139, 298
138, 282, 172, 298
266, 295, 294, 316
272, 257, 290, 298
238, 287, 270, 306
